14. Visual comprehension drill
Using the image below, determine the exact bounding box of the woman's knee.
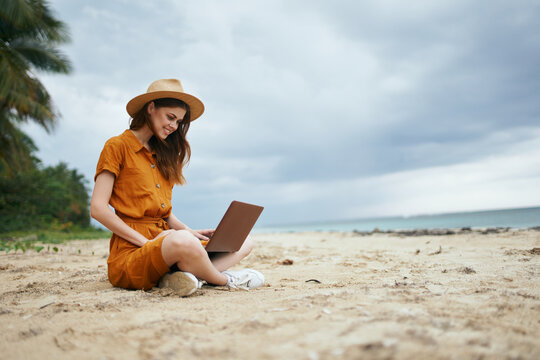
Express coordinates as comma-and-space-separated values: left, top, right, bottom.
239, 236, 255, 257
162, 230, 205, 263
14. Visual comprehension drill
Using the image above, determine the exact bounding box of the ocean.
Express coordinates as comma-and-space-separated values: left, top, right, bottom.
255, 206, 540, 233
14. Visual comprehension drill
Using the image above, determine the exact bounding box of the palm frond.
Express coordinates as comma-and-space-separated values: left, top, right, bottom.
0, 41, 31, 105
0, 53, 56, 130
0, 0, 35, 29
0, 110, 38, 175
7, 81, 56, 131
0, 0, 70, 44
0, 0, 71, 174
32, 0, 71, 43
11, 38, 72, 73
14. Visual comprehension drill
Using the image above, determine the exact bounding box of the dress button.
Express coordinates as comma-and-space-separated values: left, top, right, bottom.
156, 184, 160, 189
151, 164, 155, 169
161, 203, 165, 208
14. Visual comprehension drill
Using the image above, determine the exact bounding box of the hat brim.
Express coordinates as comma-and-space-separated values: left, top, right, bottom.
126, 90, 205, 121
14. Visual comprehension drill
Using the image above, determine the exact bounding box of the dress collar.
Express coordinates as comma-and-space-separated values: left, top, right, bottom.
123, 129, 148, 153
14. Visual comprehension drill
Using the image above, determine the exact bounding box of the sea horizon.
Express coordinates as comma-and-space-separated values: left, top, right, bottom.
255, 205, 540, 233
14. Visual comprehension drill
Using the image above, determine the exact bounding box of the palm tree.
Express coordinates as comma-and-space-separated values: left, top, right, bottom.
0, 0, 72, 175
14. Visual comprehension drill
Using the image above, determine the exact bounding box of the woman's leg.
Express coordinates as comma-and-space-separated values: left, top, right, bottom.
210, 236, 254, 272
161, 230, 228, 285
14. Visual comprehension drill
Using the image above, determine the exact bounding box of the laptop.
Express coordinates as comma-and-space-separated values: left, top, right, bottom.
204, 201, 264, 252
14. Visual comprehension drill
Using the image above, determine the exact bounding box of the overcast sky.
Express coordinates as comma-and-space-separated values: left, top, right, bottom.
23, 0, 540, 228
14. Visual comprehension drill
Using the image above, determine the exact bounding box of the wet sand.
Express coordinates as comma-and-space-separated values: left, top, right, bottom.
1, 230, 539, 359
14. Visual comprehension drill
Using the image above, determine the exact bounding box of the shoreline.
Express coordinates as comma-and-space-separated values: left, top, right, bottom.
257, 226, 540, 236
353, 226, 540, 236
1, 230, 539, 359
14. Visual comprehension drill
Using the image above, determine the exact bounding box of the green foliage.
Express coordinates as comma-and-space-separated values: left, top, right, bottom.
0, 2, 95, 240
0, 162, 92, 232
0, 227, 111, 253
0, 0, 72, 174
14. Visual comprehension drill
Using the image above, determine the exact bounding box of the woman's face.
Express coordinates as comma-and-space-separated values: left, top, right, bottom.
147, 102, 187, 140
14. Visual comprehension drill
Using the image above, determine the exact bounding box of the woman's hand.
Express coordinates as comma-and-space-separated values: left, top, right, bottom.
145, 228, 213, 246
189, 229, 215, 241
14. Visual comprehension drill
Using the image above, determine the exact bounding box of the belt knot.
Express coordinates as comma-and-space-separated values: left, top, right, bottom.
116, 213, 168, 229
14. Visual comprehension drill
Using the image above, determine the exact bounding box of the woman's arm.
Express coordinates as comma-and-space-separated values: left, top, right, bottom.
166, 213, 214, 241
165, 213, 191, 231
91, 171, 153, 247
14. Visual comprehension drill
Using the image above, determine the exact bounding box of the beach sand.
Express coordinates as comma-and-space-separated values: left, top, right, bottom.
0, 230, 539, 359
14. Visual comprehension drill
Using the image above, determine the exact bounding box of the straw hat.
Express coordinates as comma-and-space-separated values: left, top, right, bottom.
126, 79, 204, 121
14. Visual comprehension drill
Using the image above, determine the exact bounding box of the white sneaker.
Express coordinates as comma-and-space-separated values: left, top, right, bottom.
158, 271, 201, 297
222, 269, 265, 290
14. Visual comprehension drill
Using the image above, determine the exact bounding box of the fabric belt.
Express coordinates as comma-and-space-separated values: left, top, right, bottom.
116, 213, 168, 229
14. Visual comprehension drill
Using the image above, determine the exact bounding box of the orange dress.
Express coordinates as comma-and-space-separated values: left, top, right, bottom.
95, 130, 173, 290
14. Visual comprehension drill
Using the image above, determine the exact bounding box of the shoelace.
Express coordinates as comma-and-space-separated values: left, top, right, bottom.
225, 273, 248, 289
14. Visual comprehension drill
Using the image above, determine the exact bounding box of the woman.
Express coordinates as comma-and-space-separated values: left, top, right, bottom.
91, 79, 264, 296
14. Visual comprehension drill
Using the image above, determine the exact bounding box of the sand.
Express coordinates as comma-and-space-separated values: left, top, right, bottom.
0, 230, 539, 359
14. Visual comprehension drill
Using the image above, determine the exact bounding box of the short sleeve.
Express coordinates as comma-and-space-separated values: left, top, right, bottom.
94, 138, 124, 181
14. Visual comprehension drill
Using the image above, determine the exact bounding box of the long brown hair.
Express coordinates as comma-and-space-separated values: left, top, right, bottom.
129, 98, 191, 184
